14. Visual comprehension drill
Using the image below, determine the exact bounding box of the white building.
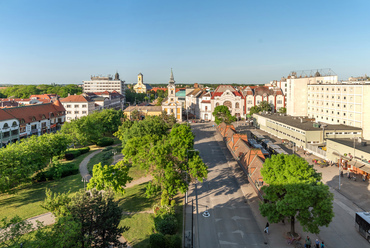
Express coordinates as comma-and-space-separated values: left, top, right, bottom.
83, 72, 126, 97
286, 69, 338, 117
211, 85, 244, 119
60, 94, 95, 121
185, 87, 203, 119
199, 92, 212, 121
162, 70, 182, 121
86, 91, 124, 110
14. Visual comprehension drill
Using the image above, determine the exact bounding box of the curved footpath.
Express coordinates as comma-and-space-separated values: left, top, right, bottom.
24, 147, 153, 248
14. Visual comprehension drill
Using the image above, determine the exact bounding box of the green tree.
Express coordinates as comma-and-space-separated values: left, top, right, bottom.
259, 101, 272, 112
87, 161, 132, 194
130, 109, 140, 121
259, 154, 334, 235
156, 97, 164, 106
278, 107, 287, 114
0, 216, 35, 247
249, 105, 261, 116
212, 105, 237, 125
43, 188, 128, 248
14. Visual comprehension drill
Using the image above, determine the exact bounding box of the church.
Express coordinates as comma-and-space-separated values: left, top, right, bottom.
133, 73, 152, 94
162, 69, 182, 121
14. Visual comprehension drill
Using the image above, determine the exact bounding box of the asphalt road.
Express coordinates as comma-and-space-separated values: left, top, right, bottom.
190, 123, 267, 248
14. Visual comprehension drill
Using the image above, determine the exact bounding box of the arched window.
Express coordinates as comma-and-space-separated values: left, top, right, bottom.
20, 119, 25, 124
223, 101, 232, 109
3, 123, 9, 129
42, 115, 46, 119
235, 102, 240, 109
216, 102, 220, 107
12, 121, 17, 127
32, 116, 36, 121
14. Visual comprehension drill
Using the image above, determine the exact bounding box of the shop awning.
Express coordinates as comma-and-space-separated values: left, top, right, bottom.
348, 159, 370, 174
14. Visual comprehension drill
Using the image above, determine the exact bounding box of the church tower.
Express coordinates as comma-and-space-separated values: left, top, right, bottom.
162, 69, 182, 121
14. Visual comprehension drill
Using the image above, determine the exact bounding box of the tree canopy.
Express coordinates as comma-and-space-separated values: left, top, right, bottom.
212, 105, 236, 125
259, 154, 334, 235
249, 101, 273, 116
0, 84, 82, 98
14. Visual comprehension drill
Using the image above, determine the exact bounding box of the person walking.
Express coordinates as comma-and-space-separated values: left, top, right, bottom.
305, 236, 311, 248
315, 239, 320, 248
320, 241, 325, 248
264, 222, 269, 234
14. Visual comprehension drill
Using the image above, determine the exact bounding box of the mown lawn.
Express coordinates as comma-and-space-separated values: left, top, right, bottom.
119, 213, 155, 248
0, 148, 100, 221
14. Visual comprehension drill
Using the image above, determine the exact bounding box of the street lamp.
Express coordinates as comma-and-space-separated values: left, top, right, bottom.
112, 149, 117, 164
186, 149, 199, 204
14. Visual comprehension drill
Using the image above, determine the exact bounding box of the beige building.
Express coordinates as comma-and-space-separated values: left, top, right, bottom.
83, 72, 126, 96
211, 85, 244, 119
307, 82, 370, 139
253, 113, 362, 150
124, 106, 162, 120
162, 70, 182, 121
133, 73, 152, 94
286, 69, 338, 117
200, 92, 212, 121
185, 87, 203, 119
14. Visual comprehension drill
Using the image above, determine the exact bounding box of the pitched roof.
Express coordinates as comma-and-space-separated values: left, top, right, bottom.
0, 108, 17, 121
60, 95, 92, 102
211, 85, 242, 99
3, 102, 66, 124
186, 88, 203, 97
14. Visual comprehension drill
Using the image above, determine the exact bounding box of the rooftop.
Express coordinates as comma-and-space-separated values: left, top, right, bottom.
328, 138, 370, 154
254, 113, 362, 132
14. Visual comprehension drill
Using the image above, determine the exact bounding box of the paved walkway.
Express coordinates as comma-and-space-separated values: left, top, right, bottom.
23, 146, 152, 248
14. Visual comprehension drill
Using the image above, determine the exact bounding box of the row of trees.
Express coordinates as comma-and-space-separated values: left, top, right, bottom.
61, 109, 124, 146
0, 84, 82, 99
114, 116, 208, 200
0, 133, 72, 193
125, 88, 168, 105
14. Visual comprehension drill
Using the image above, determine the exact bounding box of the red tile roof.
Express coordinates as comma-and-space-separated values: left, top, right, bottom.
3, 102, 65, 124
60, 95, 92, 102
211, 85, 242, 99
0, 108, 17, 121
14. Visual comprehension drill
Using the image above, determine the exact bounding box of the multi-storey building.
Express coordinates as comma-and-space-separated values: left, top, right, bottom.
60, 94, 95, 121
211, 85, 244, 119
307, 82, 370, 139
286, 69, 338, 117
86, 91, 124, 110
162, 70, 182, 121
0, 109, 19, 147
185, 86, 203, 119
200, 92, 212, 121
241, 86, 285, 115
3, 100, 66, 140
83, 72, 125, 97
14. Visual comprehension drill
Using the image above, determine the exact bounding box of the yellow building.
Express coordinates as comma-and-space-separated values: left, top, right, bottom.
124, 106, 162, 120
162, 69, 182, 121
133, 73, 152, 94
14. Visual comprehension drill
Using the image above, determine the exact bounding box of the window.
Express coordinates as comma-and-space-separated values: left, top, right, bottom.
74, 105, 79, 108
235, 102, 240, 108
3, 123, 9, 129
205, 106, 208, 111
216, 103, 219, 107
67, 111, 71, 114
344, 113, 346, 116
277, 100, 282, 104
74, 111, 79, 114
247, 100, 252, 104
82, 111, 87, 114
12, 121, 17, 127
82, 105, 87, 108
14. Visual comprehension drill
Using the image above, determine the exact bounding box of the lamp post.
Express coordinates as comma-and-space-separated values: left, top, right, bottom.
112, 149, 117, 164
186, 149, 199, 204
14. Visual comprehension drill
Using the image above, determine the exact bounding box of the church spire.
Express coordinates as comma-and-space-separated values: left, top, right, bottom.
169, 68, 175, 84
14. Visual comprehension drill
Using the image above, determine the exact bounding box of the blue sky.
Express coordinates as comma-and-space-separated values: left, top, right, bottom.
0, 0, 369, 85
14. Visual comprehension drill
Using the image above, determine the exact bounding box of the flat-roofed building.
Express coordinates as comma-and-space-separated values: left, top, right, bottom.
83, 72, 125, 97
307, 82, 370, 139
253, 113, 362, 150
286, 69, 338, 117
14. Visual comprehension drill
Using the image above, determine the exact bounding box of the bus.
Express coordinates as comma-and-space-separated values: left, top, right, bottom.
355, 212, 370, 242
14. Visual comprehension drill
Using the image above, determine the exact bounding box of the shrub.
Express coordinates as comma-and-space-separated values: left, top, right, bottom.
154, 214, 178, 235
32, 161, 79, 182
164, 234, 181, 248
161, 189, 169, 206
170, 200, 176, 207
149, 233, 165, 248
64, 150, 81, 160
96, 137, 114, 147
103, 146, 113, 152
78, 147, 90, 154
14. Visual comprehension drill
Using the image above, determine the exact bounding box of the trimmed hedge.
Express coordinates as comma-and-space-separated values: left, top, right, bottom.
64, 147, 90, 160
32, 163, 79, 182
96, 137, 114, 147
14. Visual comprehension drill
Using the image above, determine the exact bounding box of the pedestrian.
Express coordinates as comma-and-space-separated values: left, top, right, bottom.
315, 239, 320, 248
264, 222, 269, 234
320, 241, 325, 248
305, 236, 311, 248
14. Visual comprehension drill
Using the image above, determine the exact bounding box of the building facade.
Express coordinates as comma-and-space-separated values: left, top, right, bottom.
307, 82, 370, 139
211, 85, 244, 119
162, 70, 182, 121
185, 87, 203, 119
200, 92, 212, 121
0, 109, 19, 147
133, 73, 152, 94
83, 72, 126, 96
60, 94, 95, 121
286, 69, 338, 117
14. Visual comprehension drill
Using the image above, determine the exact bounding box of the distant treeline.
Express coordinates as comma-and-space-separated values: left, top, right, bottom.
0, 84, 83, 99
